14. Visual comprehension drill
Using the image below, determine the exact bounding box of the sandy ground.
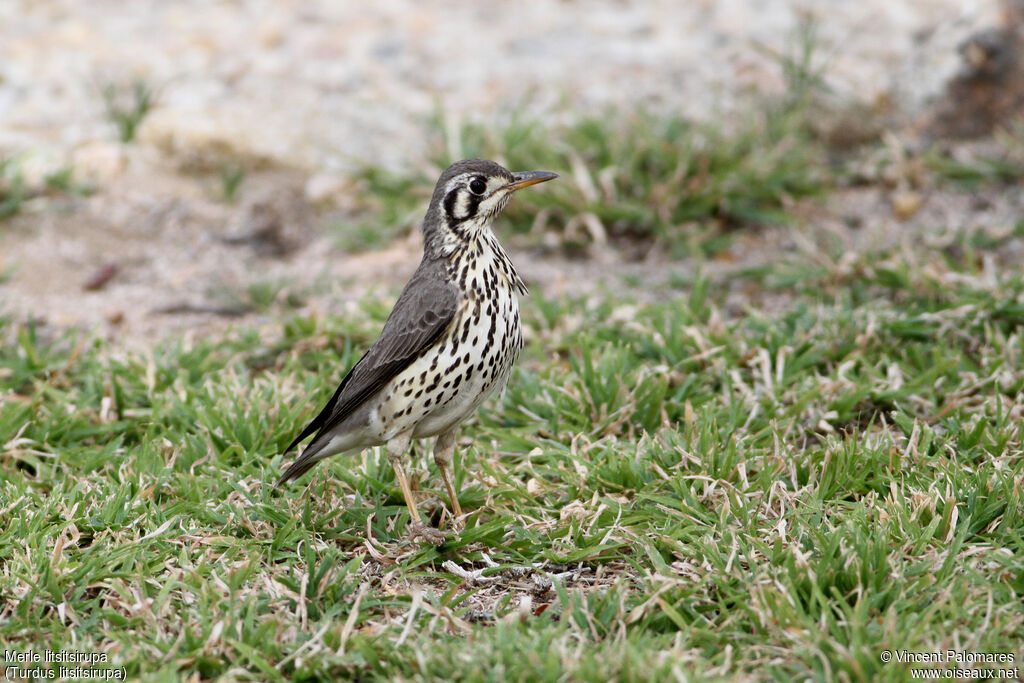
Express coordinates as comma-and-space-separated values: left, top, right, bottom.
0, 0, 1012, 345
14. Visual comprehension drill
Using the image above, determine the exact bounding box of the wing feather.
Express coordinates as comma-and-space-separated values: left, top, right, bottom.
279, 263, 458, 475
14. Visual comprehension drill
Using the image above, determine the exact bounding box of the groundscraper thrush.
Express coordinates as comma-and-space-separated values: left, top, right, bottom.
276, 159, 557, 541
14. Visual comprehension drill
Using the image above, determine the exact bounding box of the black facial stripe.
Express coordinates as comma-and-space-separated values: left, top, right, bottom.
443, 188, 482, 225
443, 188, 459, 220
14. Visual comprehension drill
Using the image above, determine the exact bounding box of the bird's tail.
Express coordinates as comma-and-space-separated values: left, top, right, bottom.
274, 440, 331, 487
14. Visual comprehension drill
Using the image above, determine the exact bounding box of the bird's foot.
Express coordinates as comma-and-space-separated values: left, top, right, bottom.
406, 520, 449, 545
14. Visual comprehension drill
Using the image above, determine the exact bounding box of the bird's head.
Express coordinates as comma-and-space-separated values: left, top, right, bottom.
422, 159, 557, 253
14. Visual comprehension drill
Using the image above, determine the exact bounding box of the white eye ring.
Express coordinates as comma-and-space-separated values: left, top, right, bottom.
469, 177, 487, 195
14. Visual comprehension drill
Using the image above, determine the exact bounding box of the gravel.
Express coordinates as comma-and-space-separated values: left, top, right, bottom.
1, 0, 997, 172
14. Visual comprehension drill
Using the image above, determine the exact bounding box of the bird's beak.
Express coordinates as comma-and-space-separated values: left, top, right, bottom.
507, 170, 559, 192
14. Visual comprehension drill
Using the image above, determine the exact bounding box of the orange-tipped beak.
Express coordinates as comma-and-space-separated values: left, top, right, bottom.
508, 170, 559, 191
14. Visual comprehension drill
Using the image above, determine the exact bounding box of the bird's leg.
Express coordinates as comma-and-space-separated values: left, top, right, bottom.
387, 432, 445, 544
386, 432, 420, 521
433, 426, 463, 526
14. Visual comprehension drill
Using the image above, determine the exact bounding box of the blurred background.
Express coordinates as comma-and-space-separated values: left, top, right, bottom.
1, 0, 1022, 343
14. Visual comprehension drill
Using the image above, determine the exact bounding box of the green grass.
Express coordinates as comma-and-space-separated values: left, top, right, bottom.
344, 19, 838, 256
348, 102, 831, 256
0, 159, 98, 222
922, 123, 1024, 189
100, 79, 157, 144
219, 163, 246, 203
343, 109, 1024, 260
2, 225, 1023, 680
0, 157, 27, 220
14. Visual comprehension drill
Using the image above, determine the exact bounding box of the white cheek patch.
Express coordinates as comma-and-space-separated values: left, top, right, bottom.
454, 193, 471, 219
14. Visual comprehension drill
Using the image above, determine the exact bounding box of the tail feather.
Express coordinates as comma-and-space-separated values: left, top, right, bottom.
274, 438, 331, 487
276, 409, 371, 488
274, 457, 320, 487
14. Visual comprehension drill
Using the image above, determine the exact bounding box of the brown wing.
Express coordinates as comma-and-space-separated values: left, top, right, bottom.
280, 264, 458, 465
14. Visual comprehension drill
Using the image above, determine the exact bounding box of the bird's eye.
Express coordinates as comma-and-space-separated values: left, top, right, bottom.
469, 177, 487, 195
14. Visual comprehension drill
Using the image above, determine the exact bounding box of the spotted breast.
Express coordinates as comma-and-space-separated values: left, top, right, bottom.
370, 230, 527, 441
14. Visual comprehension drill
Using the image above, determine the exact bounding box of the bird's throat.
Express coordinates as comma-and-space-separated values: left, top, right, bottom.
445, 228, 528, 298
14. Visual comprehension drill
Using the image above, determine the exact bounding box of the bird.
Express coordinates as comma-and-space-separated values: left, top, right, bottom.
275, 158, 557, 542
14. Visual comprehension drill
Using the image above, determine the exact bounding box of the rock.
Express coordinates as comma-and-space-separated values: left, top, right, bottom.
83, 262, 119, 291
891, 190, 923, 220
71, 141, 128, 182
138, 110, 275, 174
924, 0, 1024, 138
224, 185, 311, 257
304, 172, 353, 206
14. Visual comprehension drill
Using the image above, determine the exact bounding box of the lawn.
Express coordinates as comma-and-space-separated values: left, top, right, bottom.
2, 205, 1023, 680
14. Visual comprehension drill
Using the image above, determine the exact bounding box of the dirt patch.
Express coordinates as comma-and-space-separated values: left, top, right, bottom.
1, 1, 1019, 346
